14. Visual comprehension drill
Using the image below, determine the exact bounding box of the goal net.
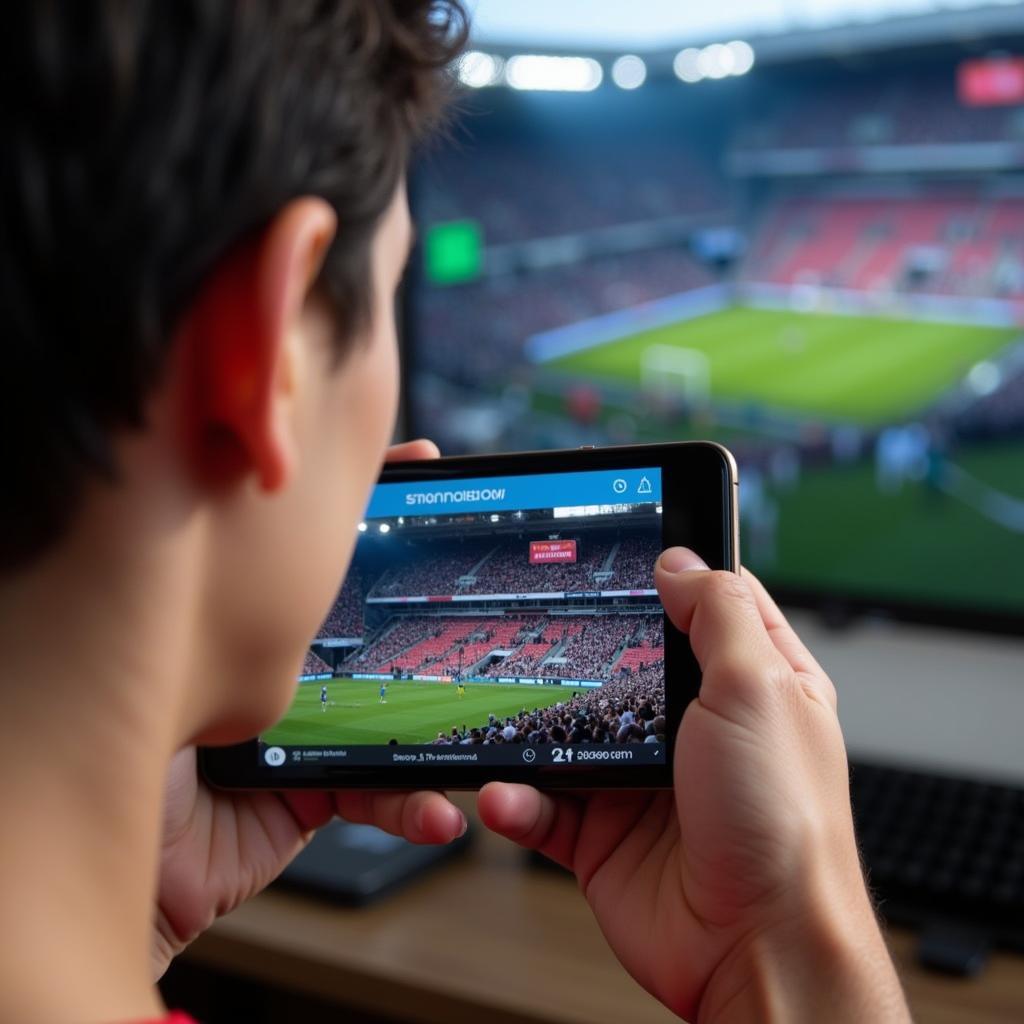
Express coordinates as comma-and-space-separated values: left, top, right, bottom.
640, 345, 711, 408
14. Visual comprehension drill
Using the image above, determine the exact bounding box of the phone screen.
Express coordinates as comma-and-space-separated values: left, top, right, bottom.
259, 464, 668, 772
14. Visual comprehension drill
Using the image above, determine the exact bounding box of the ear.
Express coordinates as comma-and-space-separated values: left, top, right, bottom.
177, 197, 338, 493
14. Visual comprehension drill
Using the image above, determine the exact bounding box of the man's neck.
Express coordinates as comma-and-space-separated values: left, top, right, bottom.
0, 512, 199, 1022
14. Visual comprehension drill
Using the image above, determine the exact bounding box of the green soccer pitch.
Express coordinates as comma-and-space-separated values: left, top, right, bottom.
548, 307, 1017, 425
759, 438, 1024, 613
261, 678, 573, 747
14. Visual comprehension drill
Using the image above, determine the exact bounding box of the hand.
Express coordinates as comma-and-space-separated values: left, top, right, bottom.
478, 549, 909, 1023
153, 439, 466, 978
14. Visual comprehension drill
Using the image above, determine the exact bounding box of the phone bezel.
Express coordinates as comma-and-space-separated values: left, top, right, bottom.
200, 441, 738, 790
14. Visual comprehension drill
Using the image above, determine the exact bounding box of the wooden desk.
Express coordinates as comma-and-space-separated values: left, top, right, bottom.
184, 797, 1024, 1024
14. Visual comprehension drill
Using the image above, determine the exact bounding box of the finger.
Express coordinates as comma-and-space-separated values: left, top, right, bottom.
280, 791, 336, 833
333, 790, 466, 844
740, 568, 827, 679
655, 548, 790, 717
477, 782, 583, 872
384, 438, 440, 463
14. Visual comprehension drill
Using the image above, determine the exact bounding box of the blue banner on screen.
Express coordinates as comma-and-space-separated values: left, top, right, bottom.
365, 468, 661, 518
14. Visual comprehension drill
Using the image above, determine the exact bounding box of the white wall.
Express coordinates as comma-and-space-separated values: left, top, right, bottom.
790, 611, 1024, 784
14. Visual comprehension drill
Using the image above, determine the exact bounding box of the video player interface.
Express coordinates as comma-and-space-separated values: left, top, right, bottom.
260, 467, 668, 770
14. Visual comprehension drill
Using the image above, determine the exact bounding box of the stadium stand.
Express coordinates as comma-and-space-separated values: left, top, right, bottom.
344, 611, 663, 680
483, 640, 555, 677
364, 535, 660, 598
612, 617, 665, 674
541, 619, 586, 643
549, 616, 643, 681
419, 141, 728, 245
316, 571, 364, 639
354, 616, 536, 674
351, 617, 437, 670
465, 539, 606, 594
479, 616, 585, 677
368, 543, 490, 597
373, 618, 487, 672
744, 191, 1024, 297
607, 535, 662, 589
734, 69, 1024, 152
301, 651, 331, 677
440, 626, 512, 674
418, 246, 715, 387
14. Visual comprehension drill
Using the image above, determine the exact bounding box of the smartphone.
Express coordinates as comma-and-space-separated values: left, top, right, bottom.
201, 442, 738, 790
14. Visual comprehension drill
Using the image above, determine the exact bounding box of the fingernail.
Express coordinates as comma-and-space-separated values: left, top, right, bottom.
659, 547, 709, 573
457, 810, 469, 838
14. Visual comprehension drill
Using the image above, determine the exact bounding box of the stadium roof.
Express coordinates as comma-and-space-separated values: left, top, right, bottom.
467, 0, 1024, 57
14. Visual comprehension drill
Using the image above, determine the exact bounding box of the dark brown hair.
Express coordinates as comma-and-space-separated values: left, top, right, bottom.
0, 0, 467, 570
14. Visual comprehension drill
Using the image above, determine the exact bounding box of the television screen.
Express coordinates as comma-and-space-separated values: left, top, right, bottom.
407, 44, 1024, 629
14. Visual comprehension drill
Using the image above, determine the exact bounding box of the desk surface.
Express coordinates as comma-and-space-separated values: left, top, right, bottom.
186, 796, 1024, 1024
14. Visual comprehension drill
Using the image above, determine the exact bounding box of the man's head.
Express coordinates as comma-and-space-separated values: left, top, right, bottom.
1, 0, 464, 568
0, 1, 466, 742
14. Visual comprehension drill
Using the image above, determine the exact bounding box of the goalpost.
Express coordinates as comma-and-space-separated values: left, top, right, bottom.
640, 345, 712, 408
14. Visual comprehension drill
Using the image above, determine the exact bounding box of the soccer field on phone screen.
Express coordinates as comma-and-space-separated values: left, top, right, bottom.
262, 679, 578, 747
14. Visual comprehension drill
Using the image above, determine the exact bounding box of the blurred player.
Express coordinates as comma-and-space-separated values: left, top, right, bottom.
457, 680, 466, 699
320, 684, 328, 712
379, 682, 388, 704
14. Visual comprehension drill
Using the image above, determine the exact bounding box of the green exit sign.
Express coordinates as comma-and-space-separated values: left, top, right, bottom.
425, 219, 483, 285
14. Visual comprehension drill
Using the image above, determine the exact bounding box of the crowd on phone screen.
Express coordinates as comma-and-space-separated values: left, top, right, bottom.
346, 612, 664, 681
315, 569, 363, 638
362, 535, 662, 601
425, 662, 666, 747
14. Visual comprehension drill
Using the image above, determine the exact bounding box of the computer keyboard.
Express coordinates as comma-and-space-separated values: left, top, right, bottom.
850, 761, 1024, 956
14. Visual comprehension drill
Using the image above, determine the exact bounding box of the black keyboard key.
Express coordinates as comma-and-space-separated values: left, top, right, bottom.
850, 760, 1024, 952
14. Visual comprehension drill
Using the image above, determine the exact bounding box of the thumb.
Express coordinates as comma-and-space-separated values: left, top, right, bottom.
385, 438, 440, 463
655, 548, 788, 716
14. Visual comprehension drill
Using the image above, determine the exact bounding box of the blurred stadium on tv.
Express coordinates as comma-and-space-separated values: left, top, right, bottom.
407, 1, 1024, 623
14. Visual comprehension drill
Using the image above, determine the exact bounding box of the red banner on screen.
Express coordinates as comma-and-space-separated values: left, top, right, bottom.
530, 540, 577, 564
958, 58, 1024, 107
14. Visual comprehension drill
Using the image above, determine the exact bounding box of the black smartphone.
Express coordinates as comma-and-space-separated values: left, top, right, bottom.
201, 442, 738, 790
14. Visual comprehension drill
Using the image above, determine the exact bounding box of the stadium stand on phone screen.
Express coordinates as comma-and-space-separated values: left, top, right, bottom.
262, 467, 670, 765
406, 5, 1024, 633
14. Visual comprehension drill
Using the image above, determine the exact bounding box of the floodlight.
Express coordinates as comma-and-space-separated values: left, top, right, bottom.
505, 54, 603, 92
611, 54, 646, 90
